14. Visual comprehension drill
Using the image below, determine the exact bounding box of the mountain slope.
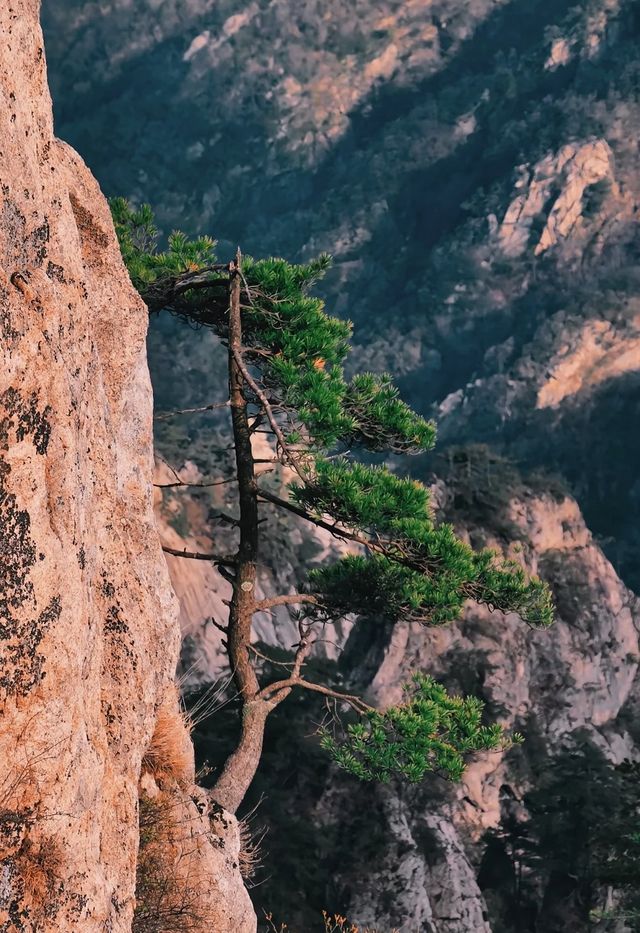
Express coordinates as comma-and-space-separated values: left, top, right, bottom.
43, 0, 640, 588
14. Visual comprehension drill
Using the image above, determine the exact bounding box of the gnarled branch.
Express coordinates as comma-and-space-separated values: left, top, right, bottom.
155, 400, 230, 421
258, 675, 373, 714
154, 476, 236, 489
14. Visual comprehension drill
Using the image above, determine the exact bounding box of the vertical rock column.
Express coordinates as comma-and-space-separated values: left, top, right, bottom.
0, 3, 255, 931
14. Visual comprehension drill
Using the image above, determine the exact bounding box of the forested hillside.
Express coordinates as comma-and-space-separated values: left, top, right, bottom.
43, 0, 640, 586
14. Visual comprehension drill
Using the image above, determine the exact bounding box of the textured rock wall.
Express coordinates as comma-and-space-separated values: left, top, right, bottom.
0, 4, 254, 930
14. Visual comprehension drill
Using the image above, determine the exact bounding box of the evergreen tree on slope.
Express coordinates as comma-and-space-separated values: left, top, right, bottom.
113, 199, 554, 813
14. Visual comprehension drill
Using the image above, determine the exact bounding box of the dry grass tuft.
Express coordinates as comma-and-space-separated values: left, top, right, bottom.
134, 794, 201, 933
142, 688, 194, 786
262, 911, 399, 933
134, 791, 223, 933
16, 834, 62, 902
0, 751, 64, 919
238, 816, 266, 883
321, 913, 400, 933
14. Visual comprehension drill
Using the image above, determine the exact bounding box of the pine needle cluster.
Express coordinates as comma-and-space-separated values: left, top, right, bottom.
321, 674, 523, 783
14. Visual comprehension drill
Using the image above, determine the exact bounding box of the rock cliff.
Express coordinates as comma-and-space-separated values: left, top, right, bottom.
0, 4, 254, 931
326, 477, 639, 931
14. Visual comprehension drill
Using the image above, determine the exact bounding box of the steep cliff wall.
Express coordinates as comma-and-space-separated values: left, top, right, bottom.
0, 4, 254, 930
171, 462, 639, 931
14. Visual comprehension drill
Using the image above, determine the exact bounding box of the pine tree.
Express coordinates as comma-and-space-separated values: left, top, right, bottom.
112, 199, 554, 814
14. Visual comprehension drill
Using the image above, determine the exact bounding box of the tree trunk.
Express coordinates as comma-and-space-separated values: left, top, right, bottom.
209, 698, 271, 814
211, 251, 265, 814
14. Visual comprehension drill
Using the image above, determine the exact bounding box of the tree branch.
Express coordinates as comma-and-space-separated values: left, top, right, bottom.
155, 400, 230, 421
172, 270, 230, 296
257, 487, 370, 551
258, 675, 373, 714
208, 510, 240, 527
256, 620, 317, 706
291, 621, 315, 680
231, 347, 307, 481
162, 545, 235, 564
154, 476, 236, 489
253, 594, 319, 612
248, 644, 295, 669
257, 487, 446, 580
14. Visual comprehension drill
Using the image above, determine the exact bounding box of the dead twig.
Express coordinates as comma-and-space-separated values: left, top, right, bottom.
155, 400, 230, 421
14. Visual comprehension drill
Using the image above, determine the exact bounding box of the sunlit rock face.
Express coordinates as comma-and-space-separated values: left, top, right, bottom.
496, 139, 621, 258
0, 4, 254, 931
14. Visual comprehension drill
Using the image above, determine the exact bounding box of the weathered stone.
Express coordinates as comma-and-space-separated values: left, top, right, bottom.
497, 140, 622, 258
311, 488, 640, 932
0, 4, 255, 930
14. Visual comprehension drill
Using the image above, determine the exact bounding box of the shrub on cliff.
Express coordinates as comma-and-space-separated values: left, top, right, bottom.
112, 198, 553, 814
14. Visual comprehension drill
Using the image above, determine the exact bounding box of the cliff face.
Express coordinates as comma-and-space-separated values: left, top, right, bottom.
172, 464, 640, 932
0, 4, 254, 930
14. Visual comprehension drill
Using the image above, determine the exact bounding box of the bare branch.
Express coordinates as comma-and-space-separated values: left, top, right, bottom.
218, 564, 237, 584
231, 347, 307, 481
258, 486, 370, 551
172, 270, 230, 296
156, 452, 236, 488
291, 621, 315, 680
208, 510, 240, 527
258, 487, 445, 582
248, 645, 295, 669
249, 412, 265, 435
258, 675, 373, 714
162, 545, 236, 564
154, 476, 236, 489
155, 400, 230, 421
156, 454, 186, 486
